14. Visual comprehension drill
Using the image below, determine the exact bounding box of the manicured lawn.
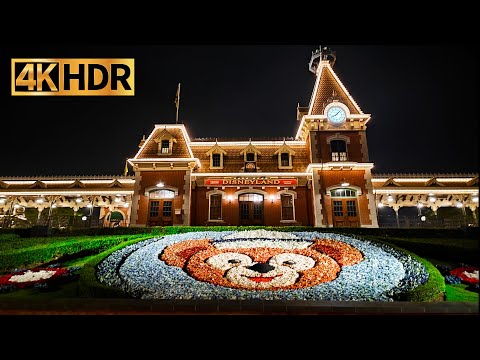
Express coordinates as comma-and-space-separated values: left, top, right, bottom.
446, 284, 479, 302
0, 233, 153, 272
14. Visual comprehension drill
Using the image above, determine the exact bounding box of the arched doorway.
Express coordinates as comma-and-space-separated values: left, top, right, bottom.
238, 193, 264, 225
148, 189, 175, 226
109, 211, 124, 227
330, 188, 360, 227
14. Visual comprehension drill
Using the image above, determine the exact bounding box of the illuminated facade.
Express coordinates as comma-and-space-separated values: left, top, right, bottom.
1, 48, 478, 228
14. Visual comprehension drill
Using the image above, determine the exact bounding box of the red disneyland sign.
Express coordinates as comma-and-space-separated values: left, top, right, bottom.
205, 178, 297, 187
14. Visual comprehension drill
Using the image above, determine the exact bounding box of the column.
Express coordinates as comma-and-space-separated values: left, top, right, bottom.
311, 170, 325, 227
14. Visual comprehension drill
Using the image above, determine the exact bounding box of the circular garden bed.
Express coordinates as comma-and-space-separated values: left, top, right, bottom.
96, 230, 429, 301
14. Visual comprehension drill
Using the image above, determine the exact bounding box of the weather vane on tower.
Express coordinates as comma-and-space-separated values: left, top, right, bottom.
309, 45, 337, 73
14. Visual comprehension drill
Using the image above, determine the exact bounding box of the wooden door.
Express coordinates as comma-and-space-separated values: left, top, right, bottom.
332, 199, 359, 227
148, 199, 173, 226
239, 201, 264, 225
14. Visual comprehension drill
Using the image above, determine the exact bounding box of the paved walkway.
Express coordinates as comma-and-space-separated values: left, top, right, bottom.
0, 298, 477, 315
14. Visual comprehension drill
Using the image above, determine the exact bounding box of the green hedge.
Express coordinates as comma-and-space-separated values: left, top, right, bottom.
370, 238, 446, 301
0, 234, 151, 271
398, 254, 446, 302
78, 236, 153, 298
2, 225, 478, 239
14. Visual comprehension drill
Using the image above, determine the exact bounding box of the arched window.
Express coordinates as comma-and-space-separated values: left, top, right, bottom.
330, 140, 348, 161
238, 193, 263, 202
149, 189, 175, 199
330, 188, 357, 197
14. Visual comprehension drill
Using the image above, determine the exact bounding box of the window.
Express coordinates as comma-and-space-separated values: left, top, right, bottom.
162, 201, 172, 217
149, 201, 159, 217
239, 193, 263, 202
330, 188, 357, 197
281, 194, 294, 221
275, 143, 295, 169
331, 140, 347, 161
246, 153, 255, 162
347, 200, 357, 217
212, 153, 221, 168
161, 140, 170, 154
150, 190, 175, 199
253, 203, 263, 220
333, 201, 343, 217
209, 194, 222, 221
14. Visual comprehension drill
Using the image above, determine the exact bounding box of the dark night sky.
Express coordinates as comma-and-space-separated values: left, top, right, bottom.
1, 44, 477, 176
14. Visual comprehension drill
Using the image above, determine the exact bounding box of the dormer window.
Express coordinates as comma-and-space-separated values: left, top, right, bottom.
154, 128, 176, 156
206, 141, 226, 169
274, 141, 295, 169
212, 153, 221, 167
240, 141, 261, 173
161, 140, 170, 154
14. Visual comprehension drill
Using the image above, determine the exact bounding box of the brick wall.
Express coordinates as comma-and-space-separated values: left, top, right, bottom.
191, 186, 311, 226
135, 170, 187, 226
317, 169, 373, 226
312, 131, 366, 163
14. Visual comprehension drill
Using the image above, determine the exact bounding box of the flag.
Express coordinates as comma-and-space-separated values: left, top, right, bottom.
123, 160, 129, 176
174, 83, 181, 110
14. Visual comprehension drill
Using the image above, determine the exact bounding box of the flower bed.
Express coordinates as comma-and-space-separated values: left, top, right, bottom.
0, 267, 71, 292
96, 230, 429, 301
450, 266, 479, 285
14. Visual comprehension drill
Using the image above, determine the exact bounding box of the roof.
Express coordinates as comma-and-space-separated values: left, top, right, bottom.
0, 178, 135, 191
136, 127, 191, 159
191, 144, 310, 173
310, 64, 361, 115
192, 137, 296, 142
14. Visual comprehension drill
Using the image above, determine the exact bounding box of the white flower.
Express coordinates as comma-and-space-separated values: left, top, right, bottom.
223, 229, 299, 240
214, 240, 311, 249
9, 270, 56, 283
463, 270, 479, 280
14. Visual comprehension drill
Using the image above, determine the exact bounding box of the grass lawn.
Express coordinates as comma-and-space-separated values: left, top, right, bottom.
446, 284, 479, 302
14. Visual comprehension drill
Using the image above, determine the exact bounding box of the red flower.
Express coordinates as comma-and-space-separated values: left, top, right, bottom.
450, 267, 479, 285
0, 268, 69, 288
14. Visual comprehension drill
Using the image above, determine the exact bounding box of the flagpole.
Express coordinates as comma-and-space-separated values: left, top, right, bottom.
176, 98, 179, 124
175, 83, 181, 124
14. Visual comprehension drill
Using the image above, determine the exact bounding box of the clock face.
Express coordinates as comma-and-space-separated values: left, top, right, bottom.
327, 106, 347, 125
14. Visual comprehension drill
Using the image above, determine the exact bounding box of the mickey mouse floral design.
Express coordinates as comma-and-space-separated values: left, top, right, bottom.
161, 230, 363, 290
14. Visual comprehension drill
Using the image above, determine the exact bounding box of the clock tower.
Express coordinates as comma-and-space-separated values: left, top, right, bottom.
297, 47, 378, 227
